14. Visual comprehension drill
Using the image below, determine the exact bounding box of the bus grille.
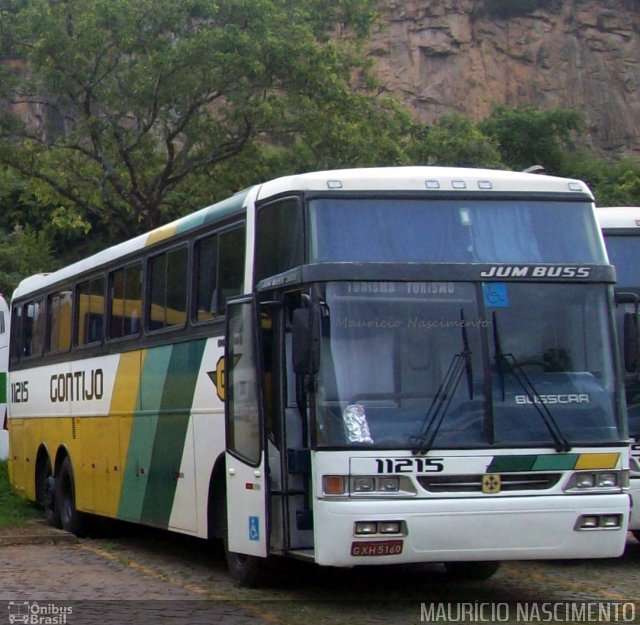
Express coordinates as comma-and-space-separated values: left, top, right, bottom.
417, 473, 562, 492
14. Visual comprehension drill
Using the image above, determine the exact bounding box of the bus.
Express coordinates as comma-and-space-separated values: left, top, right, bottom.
595, 206, 640, 542
0, 295, 9, 460
7, 167, 630, 586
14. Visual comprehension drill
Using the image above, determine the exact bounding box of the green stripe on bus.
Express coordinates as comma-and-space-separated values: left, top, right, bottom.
531, 454, 579, 471
174, 188, 250, 236
141, 339, 206, 527
0, 372, 6, 403
488, 454, 580, 473
118, 345, 173, 521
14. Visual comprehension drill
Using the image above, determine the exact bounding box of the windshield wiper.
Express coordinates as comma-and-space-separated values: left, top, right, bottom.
411, 310, 473, 455
493, 312, 572, 453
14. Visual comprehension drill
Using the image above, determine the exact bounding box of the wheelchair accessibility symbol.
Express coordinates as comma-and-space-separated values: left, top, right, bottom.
249, 516, 260, 541
482, 282, 509, 308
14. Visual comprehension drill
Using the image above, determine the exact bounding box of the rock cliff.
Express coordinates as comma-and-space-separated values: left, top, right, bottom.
370, 0, 640, 156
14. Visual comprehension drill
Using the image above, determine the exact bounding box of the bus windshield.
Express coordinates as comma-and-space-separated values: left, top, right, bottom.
314, 281, 621, 449
603, 234, 640, 289
309, 198, 605, 264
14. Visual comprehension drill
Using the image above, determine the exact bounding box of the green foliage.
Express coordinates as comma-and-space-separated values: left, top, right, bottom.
0, 461, 40, 526
407, 115, 503, 169
479, 106, 583, 174
0, 225, 58, 298
0, 0, 412, 239
560, 155, 640, 207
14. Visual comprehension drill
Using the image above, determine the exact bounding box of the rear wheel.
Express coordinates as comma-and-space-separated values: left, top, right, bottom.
444, 561, 501, 580
37, 457, 61, 528
56, 457, 91, 537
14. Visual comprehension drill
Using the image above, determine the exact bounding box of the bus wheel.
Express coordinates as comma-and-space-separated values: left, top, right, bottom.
444, 561, 501, 580
221, 499, 266, 587
56, 457, 91, 537
38, 458, 61, 528
44, 473, 61, 528
633, 530, 640, 543
224, 547, 267, 588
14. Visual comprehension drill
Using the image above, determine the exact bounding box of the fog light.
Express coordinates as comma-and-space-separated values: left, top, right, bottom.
355, 521, 377, 535
378, 521, 401, 534
575, 473, 596, 488
378, 477, 400, 492
599, 515, 621, 528
580, 515, 599, 529
353, 477, 375, 493
597, 473, 617, 488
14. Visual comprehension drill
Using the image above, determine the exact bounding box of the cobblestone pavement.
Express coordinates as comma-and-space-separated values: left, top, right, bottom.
0, 523, 638, 625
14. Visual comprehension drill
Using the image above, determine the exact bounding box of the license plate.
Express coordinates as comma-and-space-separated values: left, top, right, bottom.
351, 539, 403, 557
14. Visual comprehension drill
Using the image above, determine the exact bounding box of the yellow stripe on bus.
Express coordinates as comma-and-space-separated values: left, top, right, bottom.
574, 453, 620, 470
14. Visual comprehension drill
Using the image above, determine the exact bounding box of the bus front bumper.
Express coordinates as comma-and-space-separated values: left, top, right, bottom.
312, 494, 629, 567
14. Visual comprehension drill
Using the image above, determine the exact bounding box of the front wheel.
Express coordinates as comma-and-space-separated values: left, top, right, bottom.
224, 548, 268, 588
444, 561, 501, 580
222, 497, 268, 587
56, 456, 91, 537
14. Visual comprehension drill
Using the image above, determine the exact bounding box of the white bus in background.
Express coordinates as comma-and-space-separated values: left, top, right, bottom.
0, 295, 9, 460
596, 206, 640, 542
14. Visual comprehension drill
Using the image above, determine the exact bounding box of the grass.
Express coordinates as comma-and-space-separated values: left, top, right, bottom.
0, 460, 41, 526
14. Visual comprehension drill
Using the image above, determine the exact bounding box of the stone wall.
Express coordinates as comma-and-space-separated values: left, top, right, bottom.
370, 0, 640, 156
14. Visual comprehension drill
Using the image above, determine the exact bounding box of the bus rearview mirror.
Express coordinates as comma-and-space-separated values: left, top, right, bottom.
623, 311, 640, 373
292, 307, 320, 375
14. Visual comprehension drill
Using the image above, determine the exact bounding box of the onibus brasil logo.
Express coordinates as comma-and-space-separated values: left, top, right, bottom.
7, 602, 72, 625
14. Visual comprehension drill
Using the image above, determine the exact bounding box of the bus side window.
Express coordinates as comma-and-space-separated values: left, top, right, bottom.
77, 276, 105, 346
23, 300, 45, 358
48, 289, 72, 353
147, 246, 188, 331
193, 225, 245, 323
10, 305, 22, 363
218, 226, 245, 309
109, 263, 142, 339
194, 234, 219, 322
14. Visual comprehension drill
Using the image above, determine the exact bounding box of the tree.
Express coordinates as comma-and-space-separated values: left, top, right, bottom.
407, 115, 503, 169
478, 106, 583, 173
0, 0, 409, 240
561, 154, 640, 207
0, 225, 58, 297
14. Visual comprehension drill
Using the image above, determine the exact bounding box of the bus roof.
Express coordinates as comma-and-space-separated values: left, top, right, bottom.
13, 167, 593, 300
256, 166, 593, 198
595, 206, 640, 229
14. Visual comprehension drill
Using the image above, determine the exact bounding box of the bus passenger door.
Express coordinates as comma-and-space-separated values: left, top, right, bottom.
224, 296, 268, 558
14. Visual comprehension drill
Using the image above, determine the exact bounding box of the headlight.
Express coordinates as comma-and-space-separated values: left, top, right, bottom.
353, 477, 375, 493
596, 472, 618, 488
564, 470, 625, 492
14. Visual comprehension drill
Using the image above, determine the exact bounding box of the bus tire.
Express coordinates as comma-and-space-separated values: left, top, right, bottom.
632, 530, 640, 543
222, 498, 267, 587
56, 456, 91, 537
38, 457, 61, 529
224, 545, 267, 588
444, 561, 501, 580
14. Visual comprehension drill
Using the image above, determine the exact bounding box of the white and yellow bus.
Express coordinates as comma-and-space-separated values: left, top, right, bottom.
595, 206, 640, 542
8, 167, 630, 586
